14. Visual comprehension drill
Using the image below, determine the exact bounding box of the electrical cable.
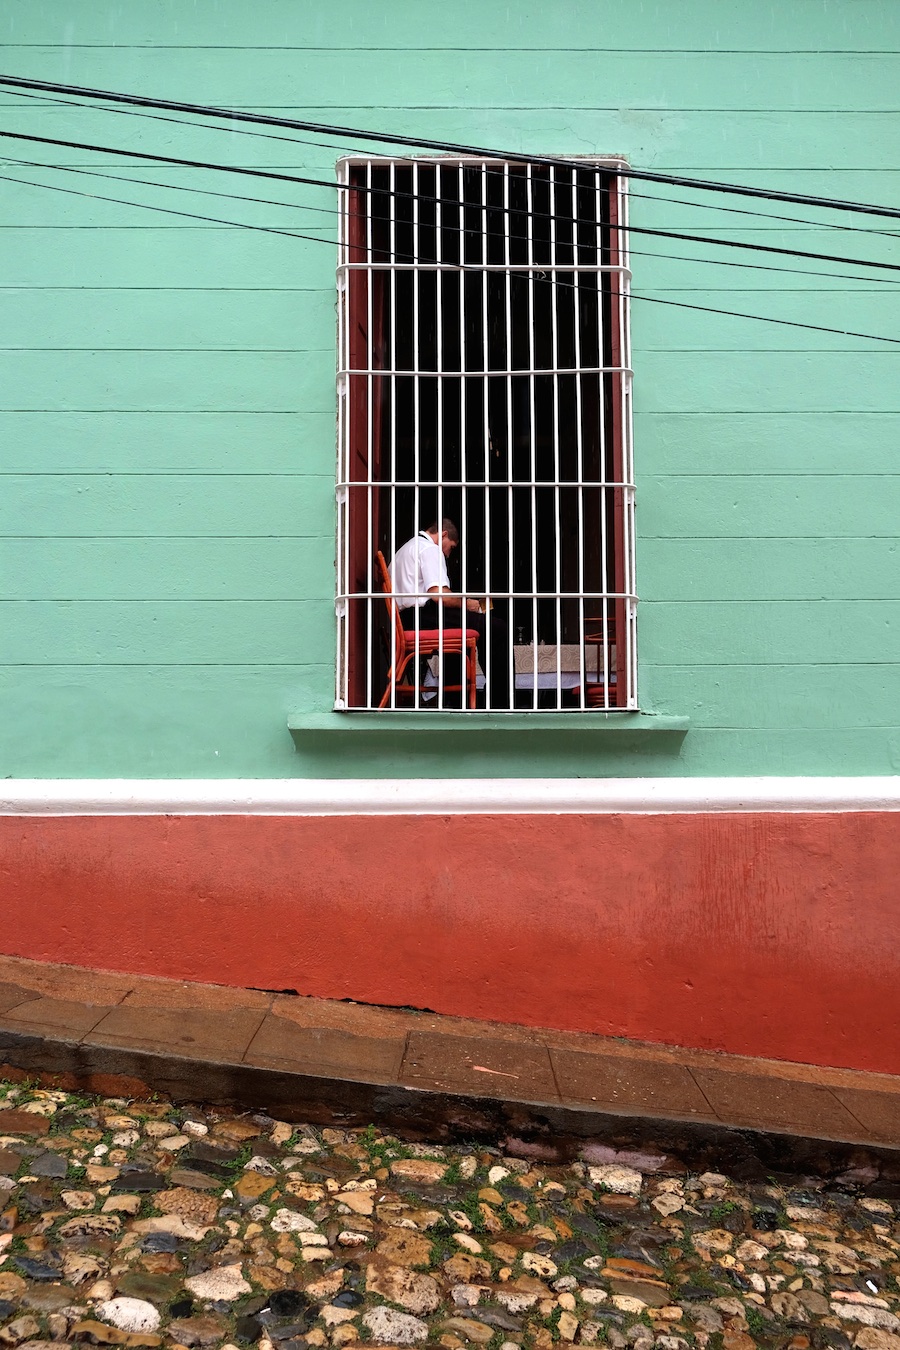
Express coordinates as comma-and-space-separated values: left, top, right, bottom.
2, 127, 900, 278
7, 84, 900, 243
0, 168, 336, 246
5, 151, 900, 289
2, 166, 898, 345
627, 187, 900, 241
2, 70, 900, 222
0, 86, 370, 163
5, 89, 900, 256
0, 127, 339, 196
0, 151, 343, 218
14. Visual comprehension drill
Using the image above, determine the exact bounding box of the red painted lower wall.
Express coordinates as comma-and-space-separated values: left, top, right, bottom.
0, 811, 896, 1074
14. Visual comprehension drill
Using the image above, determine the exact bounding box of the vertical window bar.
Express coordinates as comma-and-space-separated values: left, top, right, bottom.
571, 169, 587, 712
620, 174, 637, 707
481, 161, 492, 711
525, 165, 539, 710
389, 162, 398, 710
595, 169, 611, 707
585, 171, 604, 707
336, 162, 348, 709
343, 169, 355, 710
503, 162, 515, 712
549, 165, 564, 713
412, 160, 422, 709
459, 162, 469, 705
435, 168, 446, 708
608, 168, 633, 710
365, 160, 374, 712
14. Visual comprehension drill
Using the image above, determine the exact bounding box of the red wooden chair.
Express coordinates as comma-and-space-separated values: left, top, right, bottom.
375, 551, 479, 709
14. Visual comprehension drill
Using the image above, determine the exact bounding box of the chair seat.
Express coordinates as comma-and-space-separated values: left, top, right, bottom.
401, 628, 479, 648
572, 681, 617, 706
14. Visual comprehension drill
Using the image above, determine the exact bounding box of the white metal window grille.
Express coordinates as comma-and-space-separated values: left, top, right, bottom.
336, 157, 636, 712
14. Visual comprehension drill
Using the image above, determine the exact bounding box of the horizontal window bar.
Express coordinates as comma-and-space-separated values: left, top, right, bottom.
339, 366, 634, 378
337, 262, 632, 275
339, 591, 638, 601
340, 154, 629, 167
337, 480, 636, 490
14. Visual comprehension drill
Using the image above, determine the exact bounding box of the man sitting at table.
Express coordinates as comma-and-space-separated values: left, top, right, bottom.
389, 519, 510, 709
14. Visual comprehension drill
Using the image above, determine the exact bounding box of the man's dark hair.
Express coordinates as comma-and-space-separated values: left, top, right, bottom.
427, 518, 458, 543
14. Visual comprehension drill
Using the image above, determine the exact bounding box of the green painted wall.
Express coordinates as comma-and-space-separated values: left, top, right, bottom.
2, 0, 899, 779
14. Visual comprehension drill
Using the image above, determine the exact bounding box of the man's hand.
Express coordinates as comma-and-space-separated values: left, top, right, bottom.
466, 598, 482, 612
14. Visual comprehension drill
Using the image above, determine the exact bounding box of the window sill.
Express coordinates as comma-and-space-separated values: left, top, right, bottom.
288, 710, 690, 741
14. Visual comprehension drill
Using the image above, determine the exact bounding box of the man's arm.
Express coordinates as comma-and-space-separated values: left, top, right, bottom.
427, 586, 481, 612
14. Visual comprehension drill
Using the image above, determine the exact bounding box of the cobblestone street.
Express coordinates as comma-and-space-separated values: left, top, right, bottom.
1, 1080, 899, 1350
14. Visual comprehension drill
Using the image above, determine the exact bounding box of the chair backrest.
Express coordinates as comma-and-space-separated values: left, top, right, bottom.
374, 550, 405, 656
584, 616, 617, 645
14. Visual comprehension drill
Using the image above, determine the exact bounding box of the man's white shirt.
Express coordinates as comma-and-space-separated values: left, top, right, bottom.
389, 532, 449, 609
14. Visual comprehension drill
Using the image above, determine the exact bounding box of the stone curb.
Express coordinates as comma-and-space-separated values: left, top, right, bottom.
2, 1025, 900, 1187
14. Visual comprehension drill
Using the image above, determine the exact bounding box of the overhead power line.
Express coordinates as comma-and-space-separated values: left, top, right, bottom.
2, 127, 900, 278
2, 166, 899, 346
8, 85, 900, 243
3, 86, 376, 166
5, 151, 900, 289
2, 70, 900, 222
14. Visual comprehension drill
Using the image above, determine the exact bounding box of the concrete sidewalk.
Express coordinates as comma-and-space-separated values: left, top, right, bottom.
1, 953, 898, 1176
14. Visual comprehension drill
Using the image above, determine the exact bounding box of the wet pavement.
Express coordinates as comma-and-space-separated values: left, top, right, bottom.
2, 1078, 900, 1350
2, 955, 900, 1168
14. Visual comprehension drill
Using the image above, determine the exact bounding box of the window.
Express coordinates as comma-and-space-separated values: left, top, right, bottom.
335, 156, 635, 711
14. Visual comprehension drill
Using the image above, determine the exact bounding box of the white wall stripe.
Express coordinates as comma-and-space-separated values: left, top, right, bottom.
1, 778, 899, 816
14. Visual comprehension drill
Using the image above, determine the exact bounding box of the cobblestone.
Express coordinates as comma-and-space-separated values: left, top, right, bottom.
1, 1080, 900, 1350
